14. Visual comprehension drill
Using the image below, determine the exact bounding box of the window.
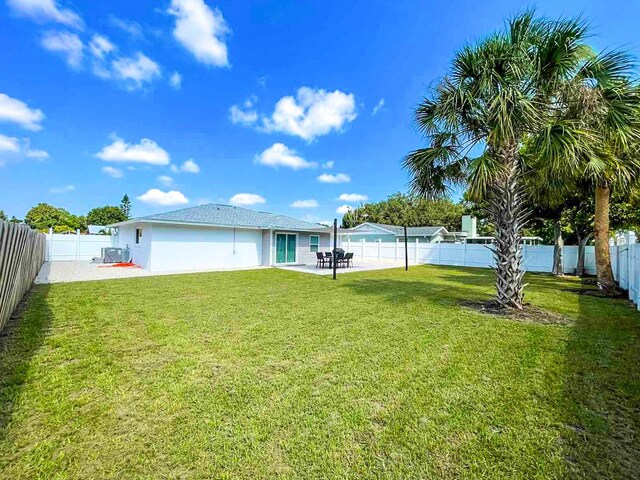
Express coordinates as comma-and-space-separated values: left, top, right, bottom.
135, 228, 142, 244
309, 235, 319, 253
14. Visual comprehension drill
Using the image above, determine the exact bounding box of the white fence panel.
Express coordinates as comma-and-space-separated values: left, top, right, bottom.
344, 238, 598, 275
46, 231, 115, 262
439, 244, 466, 266
464, 244, 494, 268
612, 240, 639, 309
416, 244, 440, 264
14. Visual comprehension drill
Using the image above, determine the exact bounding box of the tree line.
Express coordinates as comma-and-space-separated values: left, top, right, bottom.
1, 195, 132, 233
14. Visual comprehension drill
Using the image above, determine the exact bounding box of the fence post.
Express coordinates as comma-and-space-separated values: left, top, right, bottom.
395, 238, 399, 261
361, 239, 365, 260
48, 227, 53, 262
438, 241, 442, 265
463, 241, 467, 267
415, 238, 419, 263
377, 239, 381, 261
347, 238, 351, 253
76, 228, 80, 261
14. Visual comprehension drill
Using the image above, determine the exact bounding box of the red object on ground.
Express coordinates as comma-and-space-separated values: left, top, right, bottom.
98, 261, 142, 269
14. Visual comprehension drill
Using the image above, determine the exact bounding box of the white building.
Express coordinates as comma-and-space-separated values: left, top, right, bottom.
109, 204, 331, 272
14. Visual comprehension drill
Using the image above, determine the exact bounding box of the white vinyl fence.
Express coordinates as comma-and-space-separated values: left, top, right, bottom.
45, 229, 115, 262
339, 237, 596, 275
611, 233, 639, 309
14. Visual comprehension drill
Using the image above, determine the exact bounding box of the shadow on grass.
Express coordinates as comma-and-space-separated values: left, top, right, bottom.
0, 284, 52, 443
563, 281, 640, 478
342, 267, 640, 478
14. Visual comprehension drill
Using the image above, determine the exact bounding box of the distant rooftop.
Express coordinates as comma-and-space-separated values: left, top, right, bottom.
110, 204, 328, 231
341, 222, 446, 237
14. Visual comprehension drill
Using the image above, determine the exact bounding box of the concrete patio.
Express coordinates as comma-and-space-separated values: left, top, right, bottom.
35, 261, 268, 284
276, 260, 412, 276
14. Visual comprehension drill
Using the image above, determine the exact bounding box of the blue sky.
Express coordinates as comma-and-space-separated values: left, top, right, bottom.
1, 0, 639, 223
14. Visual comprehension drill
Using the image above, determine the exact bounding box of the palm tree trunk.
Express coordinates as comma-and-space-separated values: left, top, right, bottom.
552, 220, 564, 276
594, 184, 616, 290
487, 146, 528, 309
575, 232, 591, 276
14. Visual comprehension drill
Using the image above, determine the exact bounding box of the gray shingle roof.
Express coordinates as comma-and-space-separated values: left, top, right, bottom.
120, 204, 328, 231
347, 222, 446, 237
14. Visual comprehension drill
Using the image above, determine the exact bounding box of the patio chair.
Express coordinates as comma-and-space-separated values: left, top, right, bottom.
335, 252, 345, 268
315, 252, 327, 269
344, 252, 354, 268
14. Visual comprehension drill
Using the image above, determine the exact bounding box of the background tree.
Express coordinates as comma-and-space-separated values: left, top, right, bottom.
120, 194, 131, 219
544, 62, 640, 290
9, 216, 21, 224
0, 210, 6, 221
25, 203, 86, 233
341, 193, 464, 230
404, 11, 603, 308
87, 205, 127, 226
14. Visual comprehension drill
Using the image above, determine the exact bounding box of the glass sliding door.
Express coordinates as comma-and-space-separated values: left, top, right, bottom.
286, 234, 296, 263
275, 233, 297, 264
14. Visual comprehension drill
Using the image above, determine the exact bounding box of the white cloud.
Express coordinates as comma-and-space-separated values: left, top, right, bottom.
180, 158, 199, 173
0, 135, 49, 162
24, 145, 49, 159
0, 93, 44, 131
49, 184, 75, 194
256, 143, 316, 170
170, 159, 200, 173
261, 87, 357, 141
291, 199, 318, 208
137, 188, 189, 206
168, 0, 230, 67
41, 31, 84, 67
318, 173, 350, 183
336, 205, 353, 215
229, 105, 257, 125
108, 15, 143, 38
229, 193, 265, 206
101, 166, 123, 178
338, 193, 367, 202
95, 136, 170, 165
169, 71, 182, 89
321, 160, 334, 169
157, 175, 173, 186
0, 135, 20, 154
111, 53, 161, 89
89, 34, 115, 58
7, 0, 83, 29
372, 98, 385, 115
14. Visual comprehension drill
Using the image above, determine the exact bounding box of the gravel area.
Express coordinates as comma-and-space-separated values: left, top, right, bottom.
35, 261, 267, 284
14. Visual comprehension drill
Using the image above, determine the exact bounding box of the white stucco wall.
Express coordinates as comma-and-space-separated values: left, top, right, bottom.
116, 223, 152, 269
147, 224, 262, 272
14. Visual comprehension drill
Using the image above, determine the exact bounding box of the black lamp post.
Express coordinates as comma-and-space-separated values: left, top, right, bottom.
333, 218, 337, 280
404, 225, 409, 271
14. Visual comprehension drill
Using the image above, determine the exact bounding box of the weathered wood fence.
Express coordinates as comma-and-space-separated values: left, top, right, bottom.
0, 221, 46, 332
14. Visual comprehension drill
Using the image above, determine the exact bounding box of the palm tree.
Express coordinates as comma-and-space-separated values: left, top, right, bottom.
566, 81, 640, 290
404, 11, 634, 308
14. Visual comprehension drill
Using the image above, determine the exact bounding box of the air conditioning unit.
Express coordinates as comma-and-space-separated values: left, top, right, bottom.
101, 247, 123, 263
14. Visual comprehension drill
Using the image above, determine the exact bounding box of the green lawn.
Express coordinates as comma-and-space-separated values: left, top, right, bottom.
0, 266, 638, 479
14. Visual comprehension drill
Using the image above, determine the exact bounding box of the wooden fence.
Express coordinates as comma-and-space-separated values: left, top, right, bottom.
0, 221, 46, 333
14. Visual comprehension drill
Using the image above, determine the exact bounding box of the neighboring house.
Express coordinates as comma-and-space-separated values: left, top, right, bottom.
339, 222, 468, 244
108, 204, 330, 272
88, 225, 115, 235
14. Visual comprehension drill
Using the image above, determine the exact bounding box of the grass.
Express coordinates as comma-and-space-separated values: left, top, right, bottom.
0, 265, 638, 479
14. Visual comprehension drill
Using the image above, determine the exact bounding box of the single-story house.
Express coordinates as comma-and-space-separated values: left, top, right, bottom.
108, 204, 331, 272
339, 222, 468, 244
